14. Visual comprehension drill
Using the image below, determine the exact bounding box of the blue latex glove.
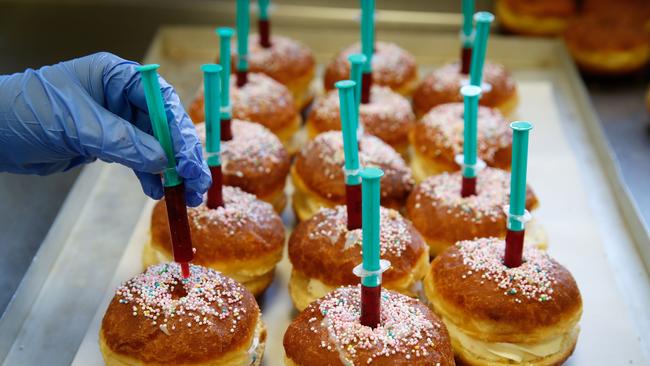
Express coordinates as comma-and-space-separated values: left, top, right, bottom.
0, 52, 210, 206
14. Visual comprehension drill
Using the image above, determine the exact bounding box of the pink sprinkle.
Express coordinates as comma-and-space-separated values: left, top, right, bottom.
331, 42, 416, 85
115, 263, 247, 332
310, 86, 414, 138
231, 73, 295, 125
195, 120, 285, 175
308, 205, 411, 257
316, 286, 439, 362
416, 168, 515, 223
457, 238, 555, 301
189, 186, 276, 232
422, 61, 514, 101
194, 73, 296, 129
303, 131, 413, 187
234, 34, 314, 81
418, 102, 510, 161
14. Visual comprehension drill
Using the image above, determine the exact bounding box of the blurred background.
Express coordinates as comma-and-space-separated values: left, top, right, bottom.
0, 0, 495, 74
0, 0, 648, 316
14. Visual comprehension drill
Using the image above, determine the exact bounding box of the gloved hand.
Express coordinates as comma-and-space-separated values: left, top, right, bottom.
0, 52, 210, 206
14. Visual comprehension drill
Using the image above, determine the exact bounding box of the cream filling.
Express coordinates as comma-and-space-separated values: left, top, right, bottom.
292, 182, 331, 221
570, 46, 650, 70
409, 148, 457, 183
409, 280, 424, 298
410, 148, 438, 183
203, 319, 264, 366
307, 278, 337, 300
307, 262, 428, 299
307, 274, 423, 301
445, 320, 576, 362
147, 243, 273, 283
152, 245, 167, 261
245, 320, 264, 366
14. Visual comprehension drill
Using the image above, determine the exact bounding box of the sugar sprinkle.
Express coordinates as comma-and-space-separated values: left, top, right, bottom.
307, 206, 411, 256
115, 263, 247, 333
332, 42, 416, 85
310, 86, 413, 137
303, 131, 412, 186
316, 286, 438, 363
236, 34, 314, 81
195, 120, 285, 175
188, 186, 276, 233
418, 102, 510, 161
423, 62, 514, 99
457, 238, 556, 301
415, 168, 514, 223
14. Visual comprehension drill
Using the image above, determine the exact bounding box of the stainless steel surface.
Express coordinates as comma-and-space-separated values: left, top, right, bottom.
0, 163, 147, 364
589, 78, 650, 227
0, 169, 80, 315
75, 26, 650, 365
0, 1, 648, 365
2, 21, 649, 364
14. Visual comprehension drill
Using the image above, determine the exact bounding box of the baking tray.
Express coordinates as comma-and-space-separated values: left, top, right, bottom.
72, 25, 649, 365
1, 16, 649, 366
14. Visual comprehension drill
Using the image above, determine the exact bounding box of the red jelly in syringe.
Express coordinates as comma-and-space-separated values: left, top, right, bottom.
163, 184, 194, 278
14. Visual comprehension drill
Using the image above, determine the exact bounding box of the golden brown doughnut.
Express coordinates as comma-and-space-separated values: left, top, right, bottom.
287, 205, 428, 310
230, 34, 316, 109
100, 263, 267, 366
306, 85, 415, 157
406, 168, 543, 255
564, 13, 650, 75
413, 62, 518, 117
583, 0, 650, 21
146, 186, 285, 296
283, 286, 455, 366
194, 120, 290, 212
496, 0, 577, 36
292, 131, 414, 221
424, 238, 582, 365
324, 42, 419, 96
409, 103, 512, 182
189, 73, 301, 152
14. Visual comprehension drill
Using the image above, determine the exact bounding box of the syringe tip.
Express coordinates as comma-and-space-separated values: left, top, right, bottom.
180, 262, 190, 278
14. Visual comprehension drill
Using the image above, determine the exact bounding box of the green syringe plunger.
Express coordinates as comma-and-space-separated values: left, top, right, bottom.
137, 64, 181, 187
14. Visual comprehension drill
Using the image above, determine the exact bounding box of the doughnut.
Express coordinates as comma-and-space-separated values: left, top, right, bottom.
496, 0, 576, 36
287, 205, 428, 310
424, 238, 582, 365
583, 0, 650, 22
145, 186, 285, 296
306, 85, 415, 157
189, 73, 302, 153
323, 42, 419, 96
230, 34, 316, 110
100, 263, 266, 366
406, 168, 545, 255
413, 61, 518, 117
564, 13, 650, 75
409, 102, 512, 182
283, 286, 455, 365
194, 121, 290, 212
292, 131, 414, 222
